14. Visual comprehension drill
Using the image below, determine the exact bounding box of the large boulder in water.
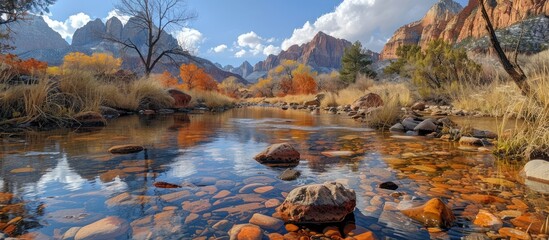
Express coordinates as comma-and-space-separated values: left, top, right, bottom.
254, 143, 300, 166
168, 89, 192, 108
351, 93, 383, 110
400, 198, 455, 228
276, 182, 356, 223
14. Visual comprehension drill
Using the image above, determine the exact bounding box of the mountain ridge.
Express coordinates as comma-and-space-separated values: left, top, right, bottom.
381, 0, 549, 59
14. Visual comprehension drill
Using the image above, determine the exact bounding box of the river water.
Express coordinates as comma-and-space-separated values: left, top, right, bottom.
0, 107, 546, 239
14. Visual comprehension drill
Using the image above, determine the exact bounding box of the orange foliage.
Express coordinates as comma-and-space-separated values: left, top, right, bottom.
157, 70, 179, 88
179, 63, 218, 91
0, 54, 47, 75
292, 71, 317, 95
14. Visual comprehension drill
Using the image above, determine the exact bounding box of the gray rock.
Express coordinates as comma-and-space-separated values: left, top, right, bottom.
414, 119, 437, 134
520, 159, 549, 193
389, 123, 405, 132
278, 169, 301, 181
402, 117, 420, 131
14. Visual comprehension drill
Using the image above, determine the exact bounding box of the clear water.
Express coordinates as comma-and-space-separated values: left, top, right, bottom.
0, 107, 546, 239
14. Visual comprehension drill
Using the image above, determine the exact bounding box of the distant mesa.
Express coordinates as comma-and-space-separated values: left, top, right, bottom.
381, 0, 549, 59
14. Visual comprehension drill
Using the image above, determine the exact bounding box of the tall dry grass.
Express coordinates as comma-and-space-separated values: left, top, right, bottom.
454, 50, 549, 160
186, 90, 236, 108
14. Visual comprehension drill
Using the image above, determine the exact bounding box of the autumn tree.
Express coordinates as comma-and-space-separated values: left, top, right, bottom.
155, 70, 179, 87
251, 77, 275, 97
219, 76, 244, 98
106, 0, 196, 76
0, 54, 47, 76
62, 52, 122, 75
179, 63, 217, 91
340, 41, 376, 85
291, 64, 317, 95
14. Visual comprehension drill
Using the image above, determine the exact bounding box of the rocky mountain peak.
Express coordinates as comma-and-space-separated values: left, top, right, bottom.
422, 0, 463, 25
72, 18, 106, 46
106, 17, 123, 40
2, 15, 69, 54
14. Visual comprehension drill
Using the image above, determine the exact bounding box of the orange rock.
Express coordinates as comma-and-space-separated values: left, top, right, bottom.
268, 233, 284, 240
400, 198, 455, 228
462, 194, 506, 204
228, 224, 263, 240
285, 224, 299, 232
473, 209, 503, 230
354, 231, 376, 240
498, 227, 531, 240
511, 213, 546, 234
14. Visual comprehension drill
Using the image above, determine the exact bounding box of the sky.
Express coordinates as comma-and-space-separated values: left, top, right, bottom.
43, 0, 469, 67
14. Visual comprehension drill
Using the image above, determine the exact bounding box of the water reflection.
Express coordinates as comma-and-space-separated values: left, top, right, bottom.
0, 108, 546, 239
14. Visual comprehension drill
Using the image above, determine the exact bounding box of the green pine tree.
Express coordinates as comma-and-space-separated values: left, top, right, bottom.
340, 41, 376, 85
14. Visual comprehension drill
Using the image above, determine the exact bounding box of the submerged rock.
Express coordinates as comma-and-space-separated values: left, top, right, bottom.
254, 143, 300, 166
73, 111, 106, 127
379, 181, 399, 190
459, 137, 483, 146
400, 198, 455, 228
228, 224, 263, 240
108, 145, 144, 154
74, 216, 129, 240
473, 209, 503, 231
276, 182, 356, 223
249, 213, 284, 230
278, 169, 301, 181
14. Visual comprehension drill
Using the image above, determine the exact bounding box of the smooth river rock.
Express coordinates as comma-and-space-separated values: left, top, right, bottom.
228, 224, 263, 240
276, 182, 356, 223
400, 198, 455, 228
108, 145, 144, 154
74, 216, 129, 240
473, 209, 503, 231
254, 143, 300, 166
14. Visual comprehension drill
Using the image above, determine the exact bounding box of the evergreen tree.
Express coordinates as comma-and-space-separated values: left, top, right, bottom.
339, 41, 376, 85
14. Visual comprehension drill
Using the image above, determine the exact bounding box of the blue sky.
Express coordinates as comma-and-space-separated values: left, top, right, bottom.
44, 0, 469, 67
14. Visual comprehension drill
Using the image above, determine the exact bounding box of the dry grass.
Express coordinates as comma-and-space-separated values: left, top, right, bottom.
187, 90, 236, 108
455, 50, 549, 160
363, 95, 402, 129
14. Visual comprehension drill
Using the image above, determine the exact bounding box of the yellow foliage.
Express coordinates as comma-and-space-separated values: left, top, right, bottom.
179, 63, 218, 91
62, 52, 122, 75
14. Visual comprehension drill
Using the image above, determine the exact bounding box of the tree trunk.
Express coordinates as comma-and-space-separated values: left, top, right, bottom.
477, 0, 533, 98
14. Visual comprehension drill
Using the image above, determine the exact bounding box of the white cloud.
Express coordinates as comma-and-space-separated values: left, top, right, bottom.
235, 49, 246, 58
42, 12, 91, 41
237, 31, 263, 49
175, 27, 204, 53
234, 31, 279, 57
106, 9, 130, 25
281, 0, 438, 51
211, 44, 228, 53
263, 45, 281, 56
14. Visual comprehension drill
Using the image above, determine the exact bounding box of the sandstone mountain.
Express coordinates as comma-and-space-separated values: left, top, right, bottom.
244, 31, 379, 82
2, 15, 69, 54
6, 16, 245, 83
381, 0, 549, 59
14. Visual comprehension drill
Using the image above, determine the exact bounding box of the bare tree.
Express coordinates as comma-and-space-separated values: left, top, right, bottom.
0, 0, 55, 25
477, 0, 534, 99
106, 0, 196, 76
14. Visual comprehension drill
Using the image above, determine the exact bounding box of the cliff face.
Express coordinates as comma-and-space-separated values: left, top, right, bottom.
254, 31, 359, 73
2, 15, 69, 54
381, 0, 549, 59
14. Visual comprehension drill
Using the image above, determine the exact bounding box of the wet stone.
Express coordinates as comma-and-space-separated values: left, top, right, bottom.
278, 169, 301, 181
249, 213, 284, 231
379, 181, 398, 190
